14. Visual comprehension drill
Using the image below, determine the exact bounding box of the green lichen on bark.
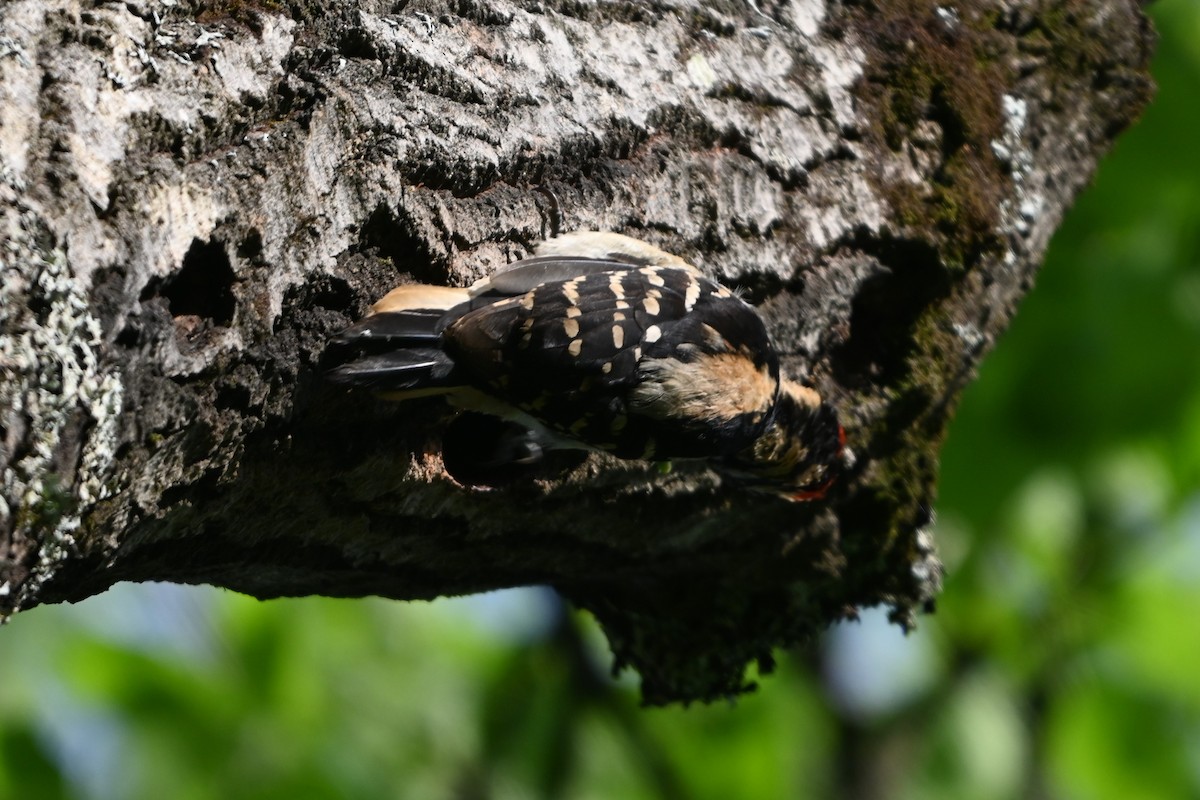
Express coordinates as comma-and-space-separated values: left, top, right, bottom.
1024, 0, 1156, 112
849, 0, 1012, 268
834, 0, 1153, 608
820, 0, 1014, 607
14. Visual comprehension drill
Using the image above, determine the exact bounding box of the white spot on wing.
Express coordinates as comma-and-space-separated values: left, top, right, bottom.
645, 325, 662, 343
564, 318, 580, 338
640, 267, 666, 287
568, 339, 583, 356
612, 325, 625, 349
684, 279, 701, 310
563, 280, 580, 305
643, 296, 660, 315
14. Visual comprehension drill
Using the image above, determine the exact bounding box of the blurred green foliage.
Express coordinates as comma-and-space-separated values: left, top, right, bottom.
2, 1, 1198, 796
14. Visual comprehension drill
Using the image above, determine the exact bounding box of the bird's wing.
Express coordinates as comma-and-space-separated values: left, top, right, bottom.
450, 263, 698, 388
444, 261, 777, 458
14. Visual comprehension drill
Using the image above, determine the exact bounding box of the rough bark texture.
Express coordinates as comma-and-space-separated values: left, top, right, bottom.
0, 0, 1153, 703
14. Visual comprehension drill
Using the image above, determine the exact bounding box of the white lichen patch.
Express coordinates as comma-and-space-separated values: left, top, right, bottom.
992, 94, 1041, 242
1, 198, 123, 616
952, 321, 985, 353
935, 6, 960, 28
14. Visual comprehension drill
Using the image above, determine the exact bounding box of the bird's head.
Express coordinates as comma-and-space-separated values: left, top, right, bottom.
723, 380, 846, 501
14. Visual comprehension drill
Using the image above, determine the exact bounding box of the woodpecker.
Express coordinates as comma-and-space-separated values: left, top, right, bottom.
322, 232, 845, 500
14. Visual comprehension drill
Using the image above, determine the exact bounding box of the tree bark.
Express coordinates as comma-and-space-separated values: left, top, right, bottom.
0, 0, 1153, 703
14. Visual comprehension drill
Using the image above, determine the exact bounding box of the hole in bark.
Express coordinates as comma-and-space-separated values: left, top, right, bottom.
141, 238, 236, 326
338, 27, 377, 59
441, 413, 541, 488
237, 229, 263, 259
441, 412, 587, 488
115, 324, 140, 347
216, 383, 252, 410
833, 236, 947, 388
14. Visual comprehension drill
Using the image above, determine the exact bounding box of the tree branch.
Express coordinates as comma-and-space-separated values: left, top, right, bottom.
0, 0, 1153, 703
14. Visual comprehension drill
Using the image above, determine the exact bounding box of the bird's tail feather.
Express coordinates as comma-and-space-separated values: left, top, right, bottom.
322, 308, 460, 391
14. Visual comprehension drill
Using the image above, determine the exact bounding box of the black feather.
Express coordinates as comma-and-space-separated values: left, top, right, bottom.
322, 310, 458, 389
324, 350, 451, 389
328, 310, 447, 346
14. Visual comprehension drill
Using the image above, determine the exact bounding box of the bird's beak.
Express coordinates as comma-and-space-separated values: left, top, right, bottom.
787, 426, 846, 501
788, 479, 834, 502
